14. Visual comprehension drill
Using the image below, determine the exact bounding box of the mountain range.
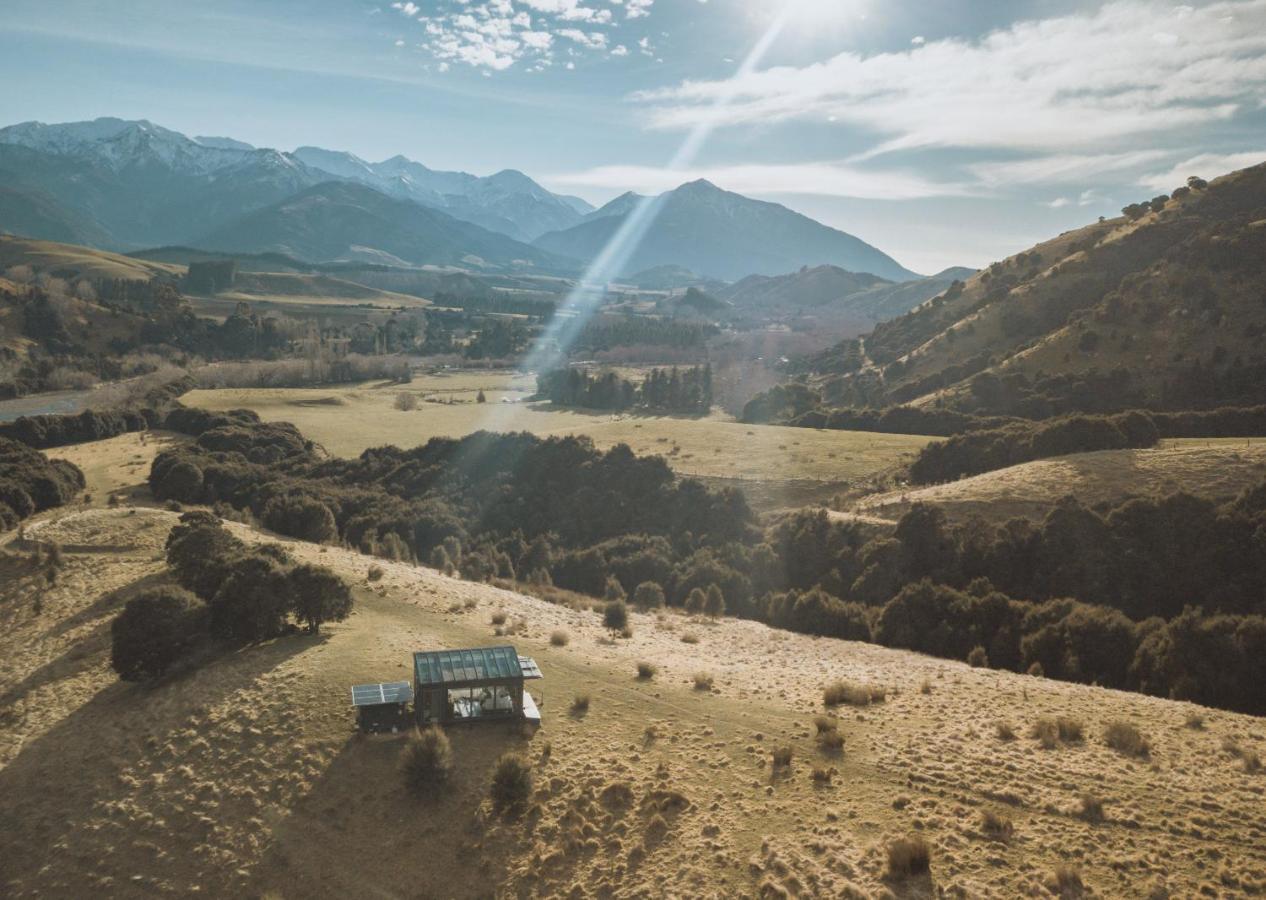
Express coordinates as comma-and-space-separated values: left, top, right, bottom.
0, 117, 921, 282
534, 180, 920, 282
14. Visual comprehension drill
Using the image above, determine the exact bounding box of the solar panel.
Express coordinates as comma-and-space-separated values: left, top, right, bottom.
518, 656, 543, 679
350, 681, 414, 706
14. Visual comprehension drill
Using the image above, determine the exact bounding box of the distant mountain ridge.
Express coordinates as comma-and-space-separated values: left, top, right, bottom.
0, 117, 919, 283
533, 180, 919, 282
0, 117, 591, 254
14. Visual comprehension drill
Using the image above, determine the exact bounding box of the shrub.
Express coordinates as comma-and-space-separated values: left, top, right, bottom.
490, 752, 533, 813
692, 671, 714, 691
394, 393, 418, 411
636, 661, 657, 680
680, 632, 699, 644
1077, 794, 1105, 823
817, 730, 845, 753
813, 716, 837, 735
885, 836, 931, 880
491, 610, 508, 626
1032, 716, 1084, 748
995, 722, 1016, 741
771, 745, 793, 768
550, 630, 569, 647
367, 564, 385, 582
1047, 865, 1084, 896
603, 598, 628, 632
633, 581, 665, 610
156, 460, 204, 503
110, 586, 205, 680
571, 693, 590, 714
1184, 713, 1205, 730
1103, 721, 1150, 758
703, 583, 725, 618
823, 680, 885, 707
401, 726, 452, 798
262, 495, 336, 543
980, 809, 1013, 840
967, 645, 989, 668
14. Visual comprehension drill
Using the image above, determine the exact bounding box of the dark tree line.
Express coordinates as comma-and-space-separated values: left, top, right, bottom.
0, 437, 84, 530
538, 365, 713, 414
139, 409, 1266, 713
575, 318, 717, 351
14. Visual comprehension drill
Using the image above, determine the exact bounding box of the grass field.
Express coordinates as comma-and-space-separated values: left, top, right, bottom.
0, 235, 182, 282
3, 436, 1264, 898
853, 440, 1266, 523
182, 372, 931, 496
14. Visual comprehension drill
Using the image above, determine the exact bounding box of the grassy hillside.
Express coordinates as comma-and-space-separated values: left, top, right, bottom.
812, 162, 1266, 416
0, 235, 181, 282
853, 439, 1266, 524
1, 433, 1264, 897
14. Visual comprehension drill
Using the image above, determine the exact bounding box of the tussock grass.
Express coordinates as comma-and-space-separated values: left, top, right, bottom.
692, 671, 714, 691
885, 836, 931, 880
980, 809, 1014, 840
490, 610, 508, 626
1047, 864, 1085, 898
367, 564, 384, 582
549, 629, 569, 647
1033, 716, 1084, 749
1077, 794, 1105, 824
1104, 721, 1150, 758
490, 753, 532, 814
636, 661, 658, 680
571, 693, 590, 714
823, 680, 886, 708
771, 745, 793, 768
995, 721, 1016, 741
680, 632, 699, 644
401, 726, 452, 798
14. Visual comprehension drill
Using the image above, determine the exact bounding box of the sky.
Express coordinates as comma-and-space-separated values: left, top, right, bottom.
2, 0, 1265, 273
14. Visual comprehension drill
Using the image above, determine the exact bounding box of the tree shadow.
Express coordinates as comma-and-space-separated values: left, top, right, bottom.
245, 722, 541, 899
0, 628, 323, 895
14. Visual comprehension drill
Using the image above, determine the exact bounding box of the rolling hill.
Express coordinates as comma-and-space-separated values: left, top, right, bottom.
807, 162, 1266, 415
533, 179, 919, 282
2, 434, 1264, 898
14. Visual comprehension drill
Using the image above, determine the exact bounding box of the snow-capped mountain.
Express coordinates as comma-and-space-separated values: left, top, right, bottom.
0, 117, 593, 250
291, 146, 591, 240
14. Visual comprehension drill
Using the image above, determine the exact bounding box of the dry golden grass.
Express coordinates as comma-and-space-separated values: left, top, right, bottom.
183, 373, 931, 487
855, 441, 1266, 523
3, 439, 1266, 898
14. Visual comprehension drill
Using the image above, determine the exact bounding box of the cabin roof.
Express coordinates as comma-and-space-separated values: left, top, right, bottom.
413, 645, 523, 687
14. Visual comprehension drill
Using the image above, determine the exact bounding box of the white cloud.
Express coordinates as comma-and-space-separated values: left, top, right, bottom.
970, 150, 1172, 187
626, 0, 654, 19
1138, 150, 1266, 191
546, 161, 970, 201
637, 0, 1266, 157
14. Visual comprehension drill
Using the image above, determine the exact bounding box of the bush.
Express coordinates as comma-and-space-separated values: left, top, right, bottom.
261, 494, 337, 543
550, 630, 569, 647
1077, 794, 1105, 823
823, 680, 885, 707
967, 645, 989, 668
771, 745, 793, 768
980, 809, 1013, 840
633, 581, 665, 609
1032, 716, 1084, 749
110, 586, 205, 680
156, 460, 204, 503
401, 726, 453, 797
394, 393, 418, 411
603, 575, 626, 603
490, 752, 533, 813
603, 599, 629, 632
571, 693, 591, 714
1103, 721, 1150, 758
367, 564, 384, 581
817, 729, 845, 753
636, 661, 657, 680
885, 836, 931, 880
692, 671, 714, 691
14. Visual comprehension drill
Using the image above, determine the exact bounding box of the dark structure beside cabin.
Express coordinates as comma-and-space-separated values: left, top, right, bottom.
351, 681, 414, 734
413, 645, 542, 726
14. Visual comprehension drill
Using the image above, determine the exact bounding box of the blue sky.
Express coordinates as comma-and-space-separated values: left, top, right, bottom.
2, 0, 1265, 272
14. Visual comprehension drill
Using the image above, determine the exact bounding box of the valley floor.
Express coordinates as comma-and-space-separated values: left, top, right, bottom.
1, 434, 1264, 897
